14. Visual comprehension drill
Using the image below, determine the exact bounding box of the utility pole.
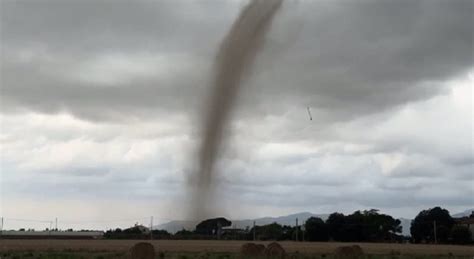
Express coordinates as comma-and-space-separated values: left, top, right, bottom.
433, 220, 437, 244
302, 223, 305, 242
295, 218, 299, 242
150, 216, 153, 240
1, 217, 3, 238
217, 221, 222, 240
55, 218, 58, 231
253, 221, 256, 241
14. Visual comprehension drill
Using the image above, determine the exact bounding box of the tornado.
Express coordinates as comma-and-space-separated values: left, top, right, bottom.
191, 0, 283, 219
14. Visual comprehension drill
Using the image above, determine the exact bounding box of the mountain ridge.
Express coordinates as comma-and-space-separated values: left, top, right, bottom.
452, 208, 473, 218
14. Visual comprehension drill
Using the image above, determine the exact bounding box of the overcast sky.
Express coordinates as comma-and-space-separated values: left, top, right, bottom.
1, 0, 473, 230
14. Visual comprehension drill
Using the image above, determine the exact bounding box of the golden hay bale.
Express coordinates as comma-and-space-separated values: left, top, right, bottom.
265, 242, 286, 258
130, 242, 155, 259
240, 243, 264, 257
334, 245, 364, 259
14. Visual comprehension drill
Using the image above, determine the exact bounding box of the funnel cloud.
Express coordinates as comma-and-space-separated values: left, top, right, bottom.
192, 0, 283, 219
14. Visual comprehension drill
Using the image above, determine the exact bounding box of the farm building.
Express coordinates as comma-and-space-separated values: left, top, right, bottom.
221, 226, 248, 240
455, 216, 474, 240
124, 223, 150, 234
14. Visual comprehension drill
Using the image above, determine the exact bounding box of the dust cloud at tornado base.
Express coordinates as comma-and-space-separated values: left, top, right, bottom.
188, 0, 284, 220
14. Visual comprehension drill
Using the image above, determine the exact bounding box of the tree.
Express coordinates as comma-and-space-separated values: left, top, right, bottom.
151, 229, 171, 239
410, 207, 454, 243
327, 210, 402, 242
450, 225, 472, 245
123, 226, 143, 234
175, 229, 194, 236
327, 212, 347, 241
250, 222, 285, 240
305, 217, 329, 241
195, 217, 231, 236
175, 229, 195, 239
359, 209, 402, 241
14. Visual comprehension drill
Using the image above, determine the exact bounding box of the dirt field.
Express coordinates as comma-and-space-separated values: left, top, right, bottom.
1, 240, 473, 256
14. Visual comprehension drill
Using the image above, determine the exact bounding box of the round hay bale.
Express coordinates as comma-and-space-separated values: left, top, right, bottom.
334, 245, 364, 259
240, 243, 264, 257
265, 242, 286, 258
130, 242, 155, 259
350, 245, 364, 256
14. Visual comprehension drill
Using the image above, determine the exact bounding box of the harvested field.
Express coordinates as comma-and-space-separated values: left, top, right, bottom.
1, 240, 473, 256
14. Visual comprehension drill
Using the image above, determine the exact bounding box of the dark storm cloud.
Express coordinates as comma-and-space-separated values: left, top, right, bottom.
1, 0, 472, 122
1, 0, 239, 120
1, 0, 235, 55
245, 0, 473, 119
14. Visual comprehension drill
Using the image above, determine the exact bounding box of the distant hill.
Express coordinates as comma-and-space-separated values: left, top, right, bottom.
154, 220, 198, 234
452, 208, 474, 218
231, 212, 330, 229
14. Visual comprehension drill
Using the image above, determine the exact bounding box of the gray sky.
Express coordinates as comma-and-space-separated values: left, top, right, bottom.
1, 0, 473, 230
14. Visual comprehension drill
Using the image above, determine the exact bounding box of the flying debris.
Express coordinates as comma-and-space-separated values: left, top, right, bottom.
307, 107, 313, 120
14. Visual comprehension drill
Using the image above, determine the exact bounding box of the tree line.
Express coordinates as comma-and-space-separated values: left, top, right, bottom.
103, 207, 472, 244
